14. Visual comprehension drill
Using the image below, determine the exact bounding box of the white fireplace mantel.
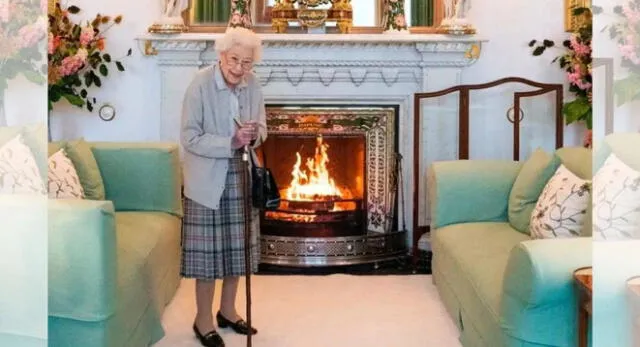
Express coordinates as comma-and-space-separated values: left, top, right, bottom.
138, 32, 488, 245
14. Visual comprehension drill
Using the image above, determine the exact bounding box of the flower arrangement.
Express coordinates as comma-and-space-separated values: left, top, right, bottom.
600, 2, 640, 106
383, 0, 408, 32
48, 2, 130, 112
228, 0, 252, 29
0, 0, 48, 96
529, 6, 592, 136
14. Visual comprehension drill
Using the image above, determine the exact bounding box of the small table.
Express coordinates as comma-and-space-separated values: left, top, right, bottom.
627, 276, 640, 347
574, 267, 592, 347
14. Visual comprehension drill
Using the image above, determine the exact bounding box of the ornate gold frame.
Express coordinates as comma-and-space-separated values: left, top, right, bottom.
182, 0, 444, 33
564, 0, 590, 32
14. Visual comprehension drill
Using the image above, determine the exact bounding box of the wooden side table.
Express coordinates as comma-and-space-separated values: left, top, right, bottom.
574, 267, 592, 347
627, 276, 640, 347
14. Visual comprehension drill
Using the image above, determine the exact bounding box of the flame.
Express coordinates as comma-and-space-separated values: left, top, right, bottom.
284, 135, 352, 201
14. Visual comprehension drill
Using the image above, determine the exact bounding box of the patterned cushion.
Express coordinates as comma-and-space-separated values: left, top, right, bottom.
0, 134, 46, 195
594, 153, 640, 240
48, 148, 85, 199
529, 164, 591, 239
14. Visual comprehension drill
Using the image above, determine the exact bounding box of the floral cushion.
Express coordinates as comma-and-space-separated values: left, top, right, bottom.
529, 164, 591, 239
0, 134, 47, 195
48, 148, 85, 199
593, 153, 640, 240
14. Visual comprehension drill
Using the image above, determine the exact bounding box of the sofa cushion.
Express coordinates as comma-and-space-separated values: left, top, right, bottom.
115, 211, 181, 340
59, 139, 106, 201
554, 147, 592, 180
0, 134, 47, 195
508, 148, 560, 234
432, 222, 529, 346
598, 133, 640, 171
593, 153, 640, 240
48, 148, 85, 199
0, 123, 48, 178
529, 164, 591, 239
556, 146, 593, 237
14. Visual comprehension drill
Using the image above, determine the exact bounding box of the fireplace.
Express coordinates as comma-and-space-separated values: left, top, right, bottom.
261, 134, 366, 238
257, 105, 407, 266
141, 33, 485, 267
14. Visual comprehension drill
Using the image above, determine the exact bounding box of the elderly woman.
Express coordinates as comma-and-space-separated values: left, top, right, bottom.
180, 27, 265, 347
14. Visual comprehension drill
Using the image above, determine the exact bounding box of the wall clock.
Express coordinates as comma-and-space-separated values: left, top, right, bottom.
98, 104, 116, 122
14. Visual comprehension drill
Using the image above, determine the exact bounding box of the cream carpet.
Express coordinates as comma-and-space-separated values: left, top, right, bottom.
153, 274, 462, 347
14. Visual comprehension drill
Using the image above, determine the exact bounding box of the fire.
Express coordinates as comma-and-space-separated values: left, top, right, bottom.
283, 135, 352, 201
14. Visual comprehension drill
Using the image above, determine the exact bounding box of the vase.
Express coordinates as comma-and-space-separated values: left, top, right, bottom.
383, 0, 408, 33
228, 0, 253, 29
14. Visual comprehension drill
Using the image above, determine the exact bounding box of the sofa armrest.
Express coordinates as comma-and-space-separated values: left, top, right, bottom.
501, 237, 592, 346
90, 142, 183, 217
48, 199, 117, 322
592, 240, 640, 347
0, 195, 47, 339
427, 160, 522, 229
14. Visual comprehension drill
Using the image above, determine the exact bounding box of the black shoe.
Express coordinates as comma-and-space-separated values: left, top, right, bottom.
193, 323, 225, 347
216, 311, 258, 335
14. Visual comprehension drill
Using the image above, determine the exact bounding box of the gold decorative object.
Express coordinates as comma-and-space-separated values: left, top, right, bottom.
297, 9, 328, 28
435, 0, 475, 35
144, 41, 158, 56
147, 23, 189, 34
464, 44, 480, 59
565, 0, 591, 32
271, 0, 352, 34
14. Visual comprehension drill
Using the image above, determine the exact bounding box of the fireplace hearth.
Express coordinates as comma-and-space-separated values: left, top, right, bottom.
258, 105, 406, 267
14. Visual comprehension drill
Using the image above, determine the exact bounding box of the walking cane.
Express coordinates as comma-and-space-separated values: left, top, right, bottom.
236, 119, 253, 347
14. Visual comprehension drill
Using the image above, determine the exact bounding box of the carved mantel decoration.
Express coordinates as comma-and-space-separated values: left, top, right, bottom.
138, 32, 486, 247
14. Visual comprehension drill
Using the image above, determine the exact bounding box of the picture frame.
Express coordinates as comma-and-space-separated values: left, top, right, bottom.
565, 0, 590, 32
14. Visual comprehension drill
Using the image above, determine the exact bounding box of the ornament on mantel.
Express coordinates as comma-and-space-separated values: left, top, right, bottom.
383, 0, 408, 34
228, 0, 253, 29
148, 0, 189, 34
437, 0, 476, 35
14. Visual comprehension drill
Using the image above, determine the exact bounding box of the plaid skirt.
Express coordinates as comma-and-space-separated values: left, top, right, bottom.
180, 152, 260, 280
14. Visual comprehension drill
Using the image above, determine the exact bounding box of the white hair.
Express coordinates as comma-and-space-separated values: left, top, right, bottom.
214, 27, 263, 62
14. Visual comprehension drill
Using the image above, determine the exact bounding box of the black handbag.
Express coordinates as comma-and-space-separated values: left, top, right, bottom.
249, 150, 281, 210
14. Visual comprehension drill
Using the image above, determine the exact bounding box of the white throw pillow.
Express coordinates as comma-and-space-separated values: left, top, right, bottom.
529, 164, 591, 239
0, 134, 46, 195
593, 153, 640, 240
48, 148, 85, 199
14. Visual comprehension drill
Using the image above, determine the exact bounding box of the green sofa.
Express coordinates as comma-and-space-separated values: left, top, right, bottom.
592, 132, 640, 347
48, 142, 184, 347
427, 147, 592, 347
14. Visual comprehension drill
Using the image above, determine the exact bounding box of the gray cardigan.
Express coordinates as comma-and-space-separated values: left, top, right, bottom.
181, 64, 267, 210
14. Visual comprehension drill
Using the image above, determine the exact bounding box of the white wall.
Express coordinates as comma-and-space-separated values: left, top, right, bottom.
49, 0, 162, 141
48, 0, 582, 146
592, 0, 640, 144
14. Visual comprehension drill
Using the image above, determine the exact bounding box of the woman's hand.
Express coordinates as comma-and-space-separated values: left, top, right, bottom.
231, 122, 258, 149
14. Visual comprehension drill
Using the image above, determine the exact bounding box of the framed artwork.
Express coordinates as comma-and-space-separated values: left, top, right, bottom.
565, 0, 590, 32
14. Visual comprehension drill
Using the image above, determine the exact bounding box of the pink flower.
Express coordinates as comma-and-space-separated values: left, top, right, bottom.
623, 3, 640, 25
570, 35, 591, 56
80, 26, 95, 46
58, 50, 88, 77
230, 12, 241, 26
19, 17, 47, 49
619, 44, 640, 64
394, 14, 406, 28
242, 14, 251, 27
48, 33, 56, 54
0, 1, 8, 23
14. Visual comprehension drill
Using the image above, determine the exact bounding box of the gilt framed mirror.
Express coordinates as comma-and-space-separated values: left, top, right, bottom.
182, 0, 444, 33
